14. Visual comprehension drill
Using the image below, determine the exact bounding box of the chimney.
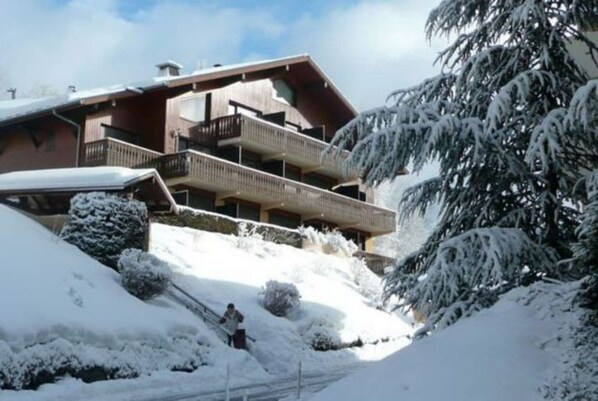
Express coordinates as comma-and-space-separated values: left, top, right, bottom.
156, 61, 183, 77
6, 88, 16, 99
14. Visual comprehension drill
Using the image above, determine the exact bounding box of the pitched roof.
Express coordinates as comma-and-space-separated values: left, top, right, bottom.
0, 54, 357, 126
0, 166, 177, 214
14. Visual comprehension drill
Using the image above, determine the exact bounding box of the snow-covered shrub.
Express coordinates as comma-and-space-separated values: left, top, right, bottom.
299, 226, 357, 257
60, 192, 148, 269
260, 280, 301, 317
350, 259, 383, 304
302, 319, 342, 351
236, 221, 264, 252
118, 249, 172, 301
0, 336, 202, 390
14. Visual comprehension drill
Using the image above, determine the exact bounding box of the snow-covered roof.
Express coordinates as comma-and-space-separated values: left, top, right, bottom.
0, 54, 357, 126
0, 166, 177, 213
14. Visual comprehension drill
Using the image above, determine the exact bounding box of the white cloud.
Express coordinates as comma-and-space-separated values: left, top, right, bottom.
0, 0, 445, 111
0, 0, 283, 97
284, 0, 446, 109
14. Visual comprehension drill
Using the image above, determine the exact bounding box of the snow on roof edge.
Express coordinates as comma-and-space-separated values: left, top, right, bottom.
0, 54, 357, 127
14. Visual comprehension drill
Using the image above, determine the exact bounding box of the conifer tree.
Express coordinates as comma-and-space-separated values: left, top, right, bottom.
330, 0, 598, 333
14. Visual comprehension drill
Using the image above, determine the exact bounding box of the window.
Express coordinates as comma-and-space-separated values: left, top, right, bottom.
180, 95, 207, 123
178, 137, 212, 154
272, 79, 296, 106
238, 204, 260, 222
102, 125, 141, 145
45, 130, 56, 152
241, 149, 261, 169
284, 164, 301, 182
269, 211, 301, 229
304, 173, 335, 190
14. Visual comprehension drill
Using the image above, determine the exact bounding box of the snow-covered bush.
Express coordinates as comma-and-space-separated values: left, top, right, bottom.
303, 320, 341, 351
301, 319, 366, 351
299, 226, 357, 257
0, 336, 202, 390
260, 280, 301, 317
118, 249, 172, 301
350, 259, 383, 304
60, 192, 148, 269
236, 221, 265, 252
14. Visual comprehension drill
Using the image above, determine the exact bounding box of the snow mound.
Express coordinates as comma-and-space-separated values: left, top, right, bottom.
309, 281, 582, 401
0, 205, 207, 389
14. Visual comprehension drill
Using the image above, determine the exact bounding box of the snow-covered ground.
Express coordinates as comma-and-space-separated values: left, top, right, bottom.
150, 223, 413, 374
1, 205, 413, 400
309, 280, 583, 401
4, 202, 587, 401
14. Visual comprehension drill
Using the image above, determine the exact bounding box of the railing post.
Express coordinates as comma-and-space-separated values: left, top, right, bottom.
297, 360, 302, 400
225, 362, 231, 401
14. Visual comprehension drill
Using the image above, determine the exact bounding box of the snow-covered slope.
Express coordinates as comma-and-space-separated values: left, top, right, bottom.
150, 223, 413, 375
309, 282, 579, 401
2, 206, 413, 399
0, 205, 217, 390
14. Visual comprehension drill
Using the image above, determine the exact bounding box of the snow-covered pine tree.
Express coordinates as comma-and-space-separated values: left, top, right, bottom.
329, 0, 598, 333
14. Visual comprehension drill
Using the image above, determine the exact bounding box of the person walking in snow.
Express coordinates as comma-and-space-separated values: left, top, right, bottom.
219, 303, 245, 348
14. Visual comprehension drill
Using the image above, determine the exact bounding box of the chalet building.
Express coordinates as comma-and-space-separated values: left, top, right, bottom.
0, 55, 396, 250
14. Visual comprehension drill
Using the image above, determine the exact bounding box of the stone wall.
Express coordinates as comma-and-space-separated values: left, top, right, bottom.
152, 207, 303, 248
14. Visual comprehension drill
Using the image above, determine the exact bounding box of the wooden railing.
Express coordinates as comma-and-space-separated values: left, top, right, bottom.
81, 138, 395, 233
194, 114, 354, 175
158, 150, 395, 233
83, 138, 163, 168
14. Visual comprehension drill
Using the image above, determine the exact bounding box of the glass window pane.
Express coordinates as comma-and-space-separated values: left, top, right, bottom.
180, 95, 206, 123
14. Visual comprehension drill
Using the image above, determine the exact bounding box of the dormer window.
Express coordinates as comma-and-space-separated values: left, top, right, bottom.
272, 79, 296, 106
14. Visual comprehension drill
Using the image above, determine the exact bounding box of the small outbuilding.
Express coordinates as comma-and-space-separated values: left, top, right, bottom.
0, 166, 178, 215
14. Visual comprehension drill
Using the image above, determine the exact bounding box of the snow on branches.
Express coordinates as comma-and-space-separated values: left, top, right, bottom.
327, 0, 598, 331
388, 228, 556, 335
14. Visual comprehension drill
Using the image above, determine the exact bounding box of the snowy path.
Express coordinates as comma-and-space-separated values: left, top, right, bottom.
132, 363, 364, 401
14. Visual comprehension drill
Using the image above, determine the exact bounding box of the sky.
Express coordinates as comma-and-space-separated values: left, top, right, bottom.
0, 0, 445, 110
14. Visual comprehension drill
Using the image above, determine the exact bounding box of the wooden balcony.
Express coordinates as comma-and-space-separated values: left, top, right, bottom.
193, 114, 357, 180
83, 138, 163, 168
81, 139, 395, 235
158, 150, 395, 235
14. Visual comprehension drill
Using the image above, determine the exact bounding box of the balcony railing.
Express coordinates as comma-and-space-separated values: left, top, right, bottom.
83, 138, 162, 168
193, 114, 354, 177
82, 138, 395, 234
158, 150, 395, 234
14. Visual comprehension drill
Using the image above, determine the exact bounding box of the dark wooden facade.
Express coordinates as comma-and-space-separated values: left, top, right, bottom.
0, 119, 77, 173
0, 56, 396, 247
